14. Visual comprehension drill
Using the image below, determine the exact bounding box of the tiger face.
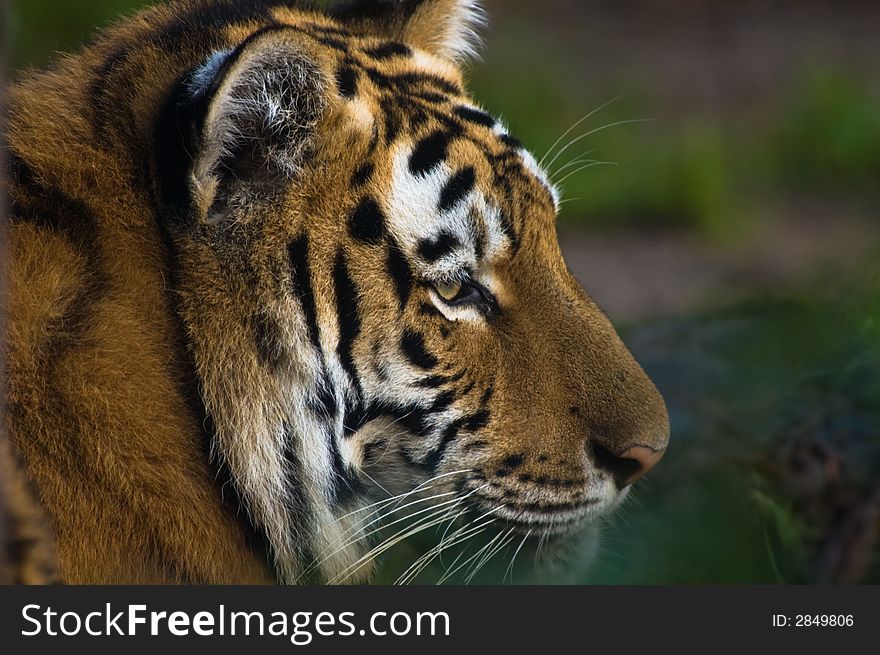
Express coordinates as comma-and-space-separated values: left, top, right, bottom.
152, 0, 669, 583
4, 0, 668, 585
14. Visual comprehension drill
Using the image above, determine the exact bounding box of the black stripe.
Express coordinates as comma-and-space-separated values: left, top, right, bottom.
500, 454, 524, 469
363, 67, 461, 97
281, 426, 315, 566
336, 64, 359, 98
351, 162, 374, 187
333, 251, 362, 393
415, 370, 465, 389
429, 390, 456, 413
302, 22, 355, 38
378, 96, 403, 143
288, 235, 322, 355
327, 428, 363, 506
6, 155, 110, 379
418, 301, 443, 318
438, 166, 476, 212
252, 312, 286, 369
344, 399, 432, 438
469, 207, 487, 260
412, 91, 447, 104
316, 36, 350, 52
331, 0, 424, 23
364, 42, 411, 59
401, 330, 438, 369
464, 409, 491, 432
499, 210, 520, 251
309, 381, 338, 419
422, 423, 460, 470
422, 408, 491, 470
417, 230, 460, 263
454, 105, 496, 128
500, 134, 523, 149
392, 72, 461, 96
415, 374, 450, 389
348, 197, 386, 243
409, 130, 452, 176
386, 244, 413, 309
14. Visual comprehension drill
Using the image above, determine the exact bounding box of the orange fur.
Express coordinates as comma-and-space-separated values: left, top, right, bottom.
2, 0, 668, 584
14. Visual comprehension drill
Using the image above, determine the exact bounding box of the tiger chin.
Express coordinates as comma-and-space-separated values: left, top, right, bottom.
2, 0, 669, 585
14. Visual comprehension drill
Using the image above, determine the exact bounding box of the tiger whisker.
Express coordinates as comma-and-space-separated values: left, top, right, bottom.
299, 488, 463, 580
436, 506, 507, 584
435, 521, 498, 585
437, 528, 502, 585
534, 530, 550, 567
550, 152, 598, 178
330, 501, 467, 584
315, 482, 490, 583
399, 524, 491, 585
326, 468, 472, 529
538, 96, 623, 168
543, 118, 652, 172
504, 530, 532, 584
395, 511, 496, 584
464, 526, 515, 584
327, 502, 462, 584
554, 160, 618, 187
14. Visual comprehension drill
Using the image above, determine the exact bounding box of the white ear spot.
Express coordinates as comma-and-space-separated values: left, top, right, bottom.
187, 49, 234, 98
346, 97, 375, 132
411, 50, 458, 78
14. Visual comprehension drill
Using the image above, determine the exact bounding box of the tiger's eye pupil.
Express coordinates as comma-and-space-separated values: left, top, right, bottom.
435, 281, 463, 301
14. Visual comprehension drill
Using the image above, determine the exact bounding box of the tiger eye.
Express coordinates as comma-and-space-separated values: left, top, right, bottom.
434, 280, 463, 301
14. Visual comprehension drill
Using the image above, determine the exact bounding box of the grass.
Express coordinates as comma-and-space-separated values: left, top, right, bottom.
573, 264, 880, 584
469, 31, 880, 237
772, 70, 880, 196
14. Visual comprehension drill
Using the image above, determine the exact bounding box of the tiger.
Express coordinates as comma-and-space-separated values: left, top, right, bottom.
1, 0, 670, 584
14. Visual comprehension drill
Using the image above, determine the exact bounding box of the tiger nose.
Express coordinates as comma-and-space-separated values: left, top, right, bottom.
595, 444, 667, 488
618, 445, 666, 486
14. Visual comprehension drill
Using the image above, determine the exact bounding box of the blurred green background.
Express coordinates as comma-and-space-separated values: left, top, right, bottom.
8, 0, 880, 584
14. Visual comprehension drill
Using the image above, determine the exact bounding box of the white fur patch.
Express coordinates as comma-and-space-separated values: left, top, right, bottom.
345, 96, 375, 132
518, 147, 561, 209
187, 49, 233, 97
386, 145, 477, 279
435, 0, 487, 62
411, 49, 458, 78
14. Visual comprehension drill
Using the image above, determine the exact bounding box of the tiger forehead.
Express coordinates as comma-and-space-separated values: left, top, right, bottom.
211, 15, 560, 272
278, 31, 559, 278
281, 21, 553, 189
220, 15, 559, 215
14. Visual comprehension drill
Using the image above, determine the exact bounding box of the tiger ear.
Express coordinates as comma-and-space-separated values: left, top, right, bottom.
186, 31, 327, 222
331, 0, 486, 62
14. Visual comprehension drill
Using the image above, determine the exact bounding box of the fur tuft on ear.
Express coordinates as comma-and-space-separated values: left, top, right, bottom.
331, 0, 487, 63
188, 31, 327, 221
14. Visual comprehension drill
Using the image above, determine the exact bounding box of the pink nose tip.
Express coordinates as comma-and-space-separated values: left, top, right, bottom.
618, 445, 666, 486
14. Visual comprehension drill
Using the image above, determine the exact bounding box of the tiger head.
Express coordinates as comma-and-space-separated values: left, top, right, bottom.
152, 0, 669, 583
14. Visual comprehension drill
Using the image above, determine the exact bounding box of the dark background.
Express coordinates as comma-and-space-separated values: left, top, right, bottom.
7, 0, 880, 584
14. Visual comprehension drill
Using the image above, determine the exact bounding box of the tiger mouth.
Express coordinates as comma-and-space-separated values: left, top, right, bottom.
470, 497, 604, 537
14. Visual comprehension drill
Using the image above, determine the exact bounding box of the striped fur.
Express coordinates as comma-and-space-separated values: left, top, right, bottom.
2, 0, 669, 584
